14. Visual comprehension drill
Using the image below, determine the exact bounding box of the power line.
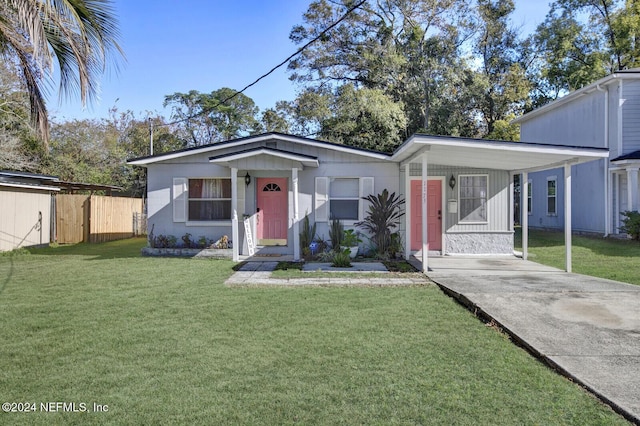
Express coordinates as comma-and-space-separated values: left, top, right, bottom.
152, 0, 367, 134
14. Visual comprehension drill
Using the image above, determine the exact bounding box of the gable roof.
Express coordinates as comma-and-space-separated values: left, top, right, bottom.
209, 147, 320, 169
513, 68, 640, 124
127, 132, 389, 165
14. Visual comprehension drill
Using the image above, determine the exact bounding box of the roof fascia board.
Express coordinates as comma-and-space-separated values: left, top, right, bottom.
0, 182, 60, 191
394, 135, 608, 160
128, 133, 388, 165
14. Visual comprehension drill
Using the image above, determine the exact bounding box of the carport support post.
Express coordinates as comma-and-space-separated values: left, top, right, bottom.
521, 172, 528, 261
231, 167, 239, 262
292, 167, 300, 261
564, 163, 572, 273
421, 154, 428, 273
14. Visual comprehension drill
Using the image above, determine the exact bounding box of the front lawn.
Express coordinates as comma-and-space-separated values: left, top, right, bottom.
516, 228, 640, 285
0, 238, 627, 424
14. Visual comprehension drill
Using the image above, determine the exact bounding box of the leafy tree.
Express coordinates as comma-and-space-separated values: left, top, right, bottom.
260, 108, 290, 133
164, 88, 261, 146
275, 89, 331, 137
321, 84, 407, 152
0, 0, 123, 147
0, 61, 37, 170
532, 0, 640, 98
473, 0, 531, 136
288, 0, 476, 141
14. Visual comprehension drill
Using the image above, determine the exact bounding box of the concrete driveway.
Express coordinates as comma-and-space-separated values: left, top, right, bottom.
426, 257, 640, 423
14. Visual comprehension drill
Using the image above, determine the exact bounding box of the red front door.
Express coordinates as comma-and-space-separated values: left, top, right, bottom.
257, 178, 288, 243
410, 180, 442, 251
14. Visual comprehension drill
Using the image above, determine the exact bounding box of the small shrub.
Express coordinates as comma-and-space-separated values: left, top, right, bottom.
198, 236, 209, 248
342, 229, 361, 247
0, 247, 31, 257
154, 234, 177, 248
620, 210, 640, 240
331, 249, 352, 267
181, 233, 194, 248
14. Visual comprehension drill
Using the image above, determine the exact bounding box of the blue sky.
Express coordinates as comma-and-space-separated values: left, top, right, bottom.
50, 0, 549, 122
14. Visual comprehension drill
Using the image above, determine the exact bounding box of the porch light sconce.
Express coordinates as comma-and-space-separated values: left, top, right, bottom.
244, 172, 251, 187
449, 174, 456, 190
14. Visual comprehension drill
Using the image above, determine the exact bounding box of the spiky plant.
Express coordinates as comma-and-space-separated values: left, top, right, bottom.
356, 189, 405, 258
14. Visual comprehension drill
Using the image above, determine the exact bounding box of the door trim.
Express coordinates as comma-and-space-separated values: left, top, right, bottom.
409, 177, 445, 253
256, 177, 288, 245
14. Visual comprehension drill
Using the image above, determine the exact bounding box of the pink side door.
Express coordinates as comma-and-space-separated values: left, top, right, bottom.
410, 180, 442, 251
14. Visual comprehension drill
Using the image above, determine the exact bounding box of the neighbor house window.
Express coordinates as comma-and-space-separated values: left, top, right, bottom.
329, 178, 359, 220
547, 177, 557, 215
188, 178, 231, 221
527, 181, 532, 215
459, 175, 488, 223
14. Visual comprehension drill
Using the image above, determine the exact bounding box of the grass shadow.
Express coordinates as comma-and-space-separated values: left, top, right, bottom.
515, 228, 640, 258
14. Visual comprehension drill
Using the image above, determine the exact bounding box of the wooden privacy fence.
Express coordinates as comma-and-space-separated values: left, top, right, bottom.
56, 194, 144, 244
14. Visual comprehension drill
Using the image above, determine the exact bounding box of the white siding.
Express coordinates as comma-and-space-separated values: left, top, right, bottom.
520, 90, 606, 148
409, 164, 511, 232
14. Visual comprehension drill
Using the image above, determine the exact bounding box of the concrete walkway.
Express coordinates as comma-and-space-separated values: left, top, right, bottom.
225, 261, 429, 286
427, 257, 640, 424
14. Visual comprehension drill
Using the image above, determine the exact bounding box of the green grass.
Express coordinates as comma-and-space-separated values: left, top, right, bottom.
0, 238, 628, 424
516, 228, 640, 285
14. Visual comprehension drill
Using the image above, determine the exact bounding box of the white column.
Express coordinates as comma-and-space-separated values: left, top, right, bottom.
231, 167, 239, 262
292, 168, 300, 261
509, 173, 514, 233
404, 165, 411, 260
421, 154, 428, 273
606, 165, 613, 235
521, 172, 528, 261
628, 167, 639, 212
564, 163, 572, 273
615, 172, 621, 231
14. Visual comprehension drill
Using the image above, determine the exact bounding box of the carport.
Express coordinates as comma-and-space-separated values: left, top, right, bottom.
391, 135, 609, 273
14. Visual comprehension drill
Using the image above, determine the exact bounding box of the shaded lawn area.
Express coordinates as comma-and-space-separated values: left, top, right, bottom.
515, 228, 640, 285
0, 239, 627, 424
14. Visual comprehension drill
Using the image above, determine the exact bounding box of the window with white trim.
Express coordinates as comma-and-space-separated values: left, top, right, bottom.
330, 178, 359, 220
459, 174, 488, 223
527, 180, 532, 215
188, 178, 231, 221
547, 177, 557, 216
314, 176, 373, 222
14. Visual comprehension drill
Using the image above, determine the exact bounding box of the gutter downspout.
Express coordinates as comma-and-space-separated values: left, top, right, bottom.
596, 84, 610, 236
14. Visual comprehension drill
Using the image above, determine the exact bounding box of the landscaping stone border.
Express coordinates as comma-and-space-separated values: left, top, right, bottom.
141, 247, 233, 259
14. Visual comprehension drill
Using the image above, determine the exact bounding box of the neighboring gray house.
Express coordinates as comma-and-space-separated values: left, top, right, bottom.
513, 69, 640, 236
128, 132, 606, 271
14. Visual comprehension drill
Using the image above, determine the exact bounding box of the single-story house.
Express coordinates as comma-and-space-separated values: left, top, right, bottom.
0, 170, 60, 251
128, 132, 608, 272
513, 69, 640, 236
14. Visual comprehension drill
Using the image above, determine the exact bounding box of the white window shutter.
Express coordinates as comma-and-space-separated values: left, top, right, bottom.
359, 177, 374, 220
173, 177, 187, 222
315, 176, 329, 222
